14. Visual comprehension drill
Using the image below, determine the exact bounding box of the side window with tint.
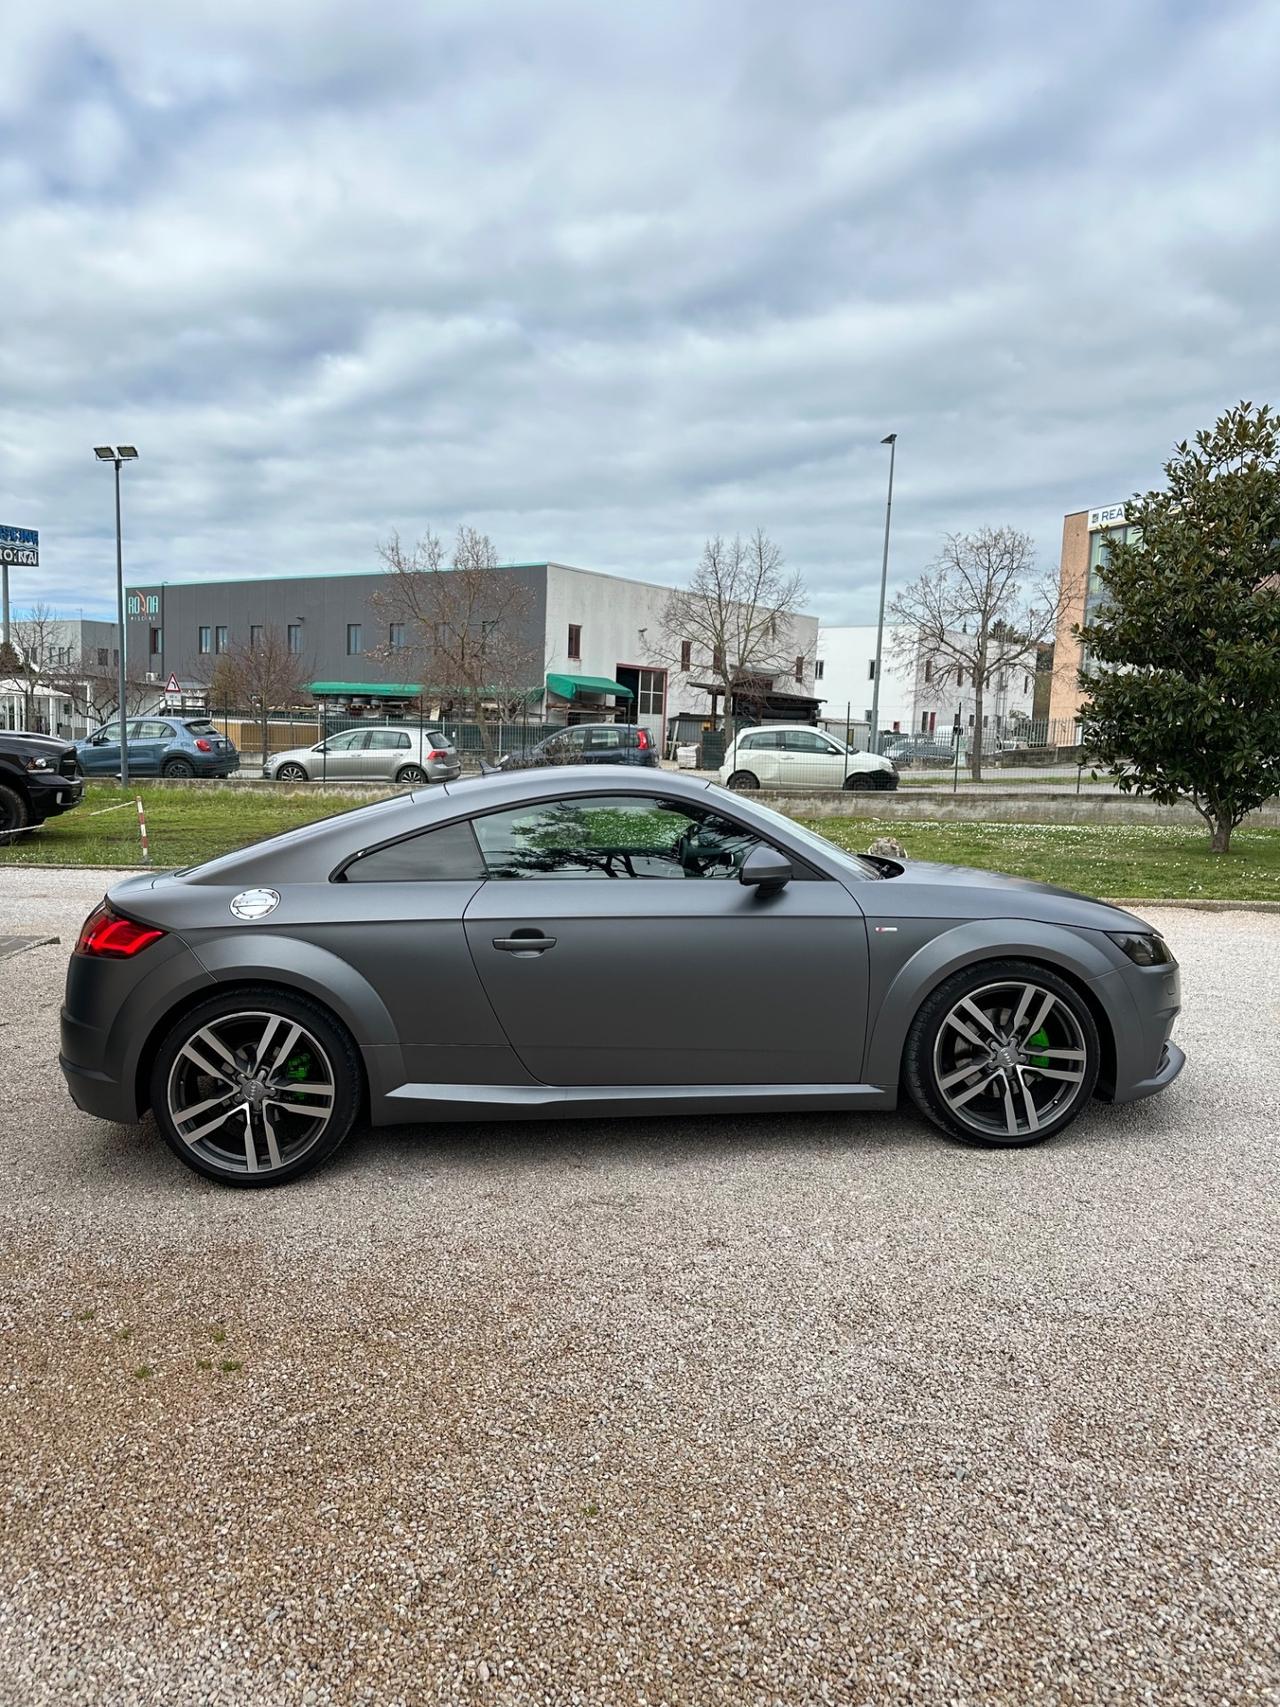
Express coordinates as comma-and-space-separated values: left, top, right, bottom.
368, 729, 411, 750
471, 795, 768, 880
343, 819, 486, 883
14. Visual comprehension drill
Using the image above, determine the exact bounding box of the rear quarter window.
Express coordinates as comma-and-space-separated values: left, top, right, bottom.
341, 818, 485, 882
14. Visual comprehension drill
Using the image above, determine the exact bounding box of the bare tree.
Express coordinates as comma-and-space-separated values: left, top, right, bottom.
3, 605, 65, 730
890, 528, 1061, 780
44, 655, 153, 730
373, 526, 543, 755
651, 530, 808, 735
209, 626, 315, 764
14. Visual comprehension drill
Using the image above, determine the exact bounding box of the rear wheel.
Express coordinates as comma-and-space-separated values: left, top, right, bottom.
275, 763, 309, 784
150, 988, 362, 1186
162, 757, 195, 778
843, 772, 874, 791
726, 771, 760, 791
395, 764, 429, 786
0, 783, 30, 842
903, 960, 1099, 1148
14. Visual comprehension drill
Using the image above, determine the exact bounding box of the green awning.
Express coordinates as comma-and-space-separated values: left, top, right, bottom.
309, 681, 423, 698
545, 672, 634, 701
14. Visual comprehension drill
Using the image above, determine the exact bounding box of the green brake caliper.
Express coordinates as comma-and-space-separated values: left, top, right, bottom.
1027, 1028, 1051, 1068
281, 1050, 312, 1098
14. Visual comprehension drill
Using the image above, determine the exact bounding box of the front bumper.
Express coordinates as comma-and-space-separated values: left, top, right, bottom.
1120, 1039, 1187, 1104
29, 771, 84, 818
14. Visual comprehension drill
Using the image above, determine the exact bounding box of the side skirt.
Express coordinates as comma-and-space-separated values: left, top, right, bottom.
377, 1080, 897, 1124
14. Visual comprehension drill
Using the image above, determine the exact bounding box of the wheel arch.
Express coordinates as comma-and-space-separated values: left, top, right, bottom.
864, 922, 1123, 1098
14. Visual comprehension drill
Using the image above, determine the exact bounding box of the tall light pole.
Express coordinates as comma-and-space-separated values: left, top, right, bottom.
94, 445, 139, 786
868, 432, 897, 753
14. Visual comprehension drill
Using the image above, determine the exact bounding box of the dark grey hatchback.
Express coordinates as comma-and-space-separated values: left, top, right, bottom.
59, 767, 1184, 1188
504, 723, 658, 767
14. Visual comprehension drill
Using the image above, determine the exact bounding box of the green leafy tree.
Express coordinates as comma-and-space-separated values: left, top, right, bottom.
1079, 401, 1280, 853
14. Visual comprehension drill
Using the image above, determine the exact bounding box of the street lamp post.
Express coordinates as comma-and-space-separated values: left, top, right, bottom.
94, 446, 138, 786
868, 432, 897, 754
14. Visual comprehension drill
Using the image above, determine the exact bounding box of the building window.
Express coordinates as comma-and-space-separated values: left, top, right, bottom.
867, 659, 876, 680
198, 626, 212, 655
149, 627, 162, 657
1024, 674, 1031, 693
814, 659, 824, 681
795, 655, 804, 682
214, 626, 228, 654
112, 649, 119, 667
287, 624, 302, 655
956, 666, 965, 687
567, 623, 581, 660
921, 711, 930, 732
924, 658, 933, 683
389, 623, 405, 651
248, 625, 262, 652
680, 640, 692, 673
347, 624, 363, 656
713, 646, 725, 673
636, 668, 665, 718
96, 648, 108, 667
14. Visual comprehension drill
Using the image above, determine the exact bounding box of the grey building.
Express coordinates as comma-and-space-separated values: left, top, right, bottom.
131, 563, 823, 752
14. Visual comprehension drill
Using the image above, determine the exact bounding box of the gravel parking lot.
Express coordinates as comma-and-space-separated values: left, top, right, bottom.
1, 869, 1277, 1707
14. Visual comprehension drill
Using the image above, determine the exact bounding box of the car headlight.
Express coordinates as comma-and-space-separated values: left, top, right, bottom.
25, 756, 52, 771
1108, 931, 1174, 967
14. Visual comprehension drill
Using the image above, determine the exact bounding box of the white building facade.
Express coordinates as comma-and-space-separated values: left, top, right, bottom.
816, 624, 1037, 747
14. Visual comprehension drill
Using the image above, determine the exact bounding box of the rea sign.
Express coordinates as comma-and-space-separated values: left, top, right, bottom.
126, 588, 160, 619
1088, 503, 1127, 531
0, 525, 38, 567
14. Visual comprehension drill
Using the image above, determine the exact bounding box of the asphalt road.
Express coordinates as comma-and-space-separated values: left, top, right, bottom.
1, 870, 1277, 1707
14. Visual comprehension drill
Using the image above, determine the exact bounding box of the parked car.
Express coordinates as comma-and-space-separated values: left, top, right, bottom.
502, 722, 659, 769
882, 734, 963, 767
720, 725, 897, 791
0, 730, 83, 837
76, 716, 239, 779
262, 726, 462, 786
60, 768, 1184, 1186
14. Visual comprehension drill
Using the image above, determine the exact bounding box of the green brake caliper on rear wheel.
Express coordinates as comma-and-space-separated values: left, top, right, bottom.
1027, 1028, 1050, 1068
280, 1050, 313, 1101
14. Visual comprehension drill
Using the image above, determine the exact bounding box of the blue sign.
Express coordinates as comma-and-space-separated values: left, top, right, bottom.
0, 525, 38, 567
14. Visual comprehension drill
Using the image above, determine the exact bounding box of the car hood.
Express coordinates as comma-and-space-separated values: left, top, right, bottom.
859, 858, 1152, 932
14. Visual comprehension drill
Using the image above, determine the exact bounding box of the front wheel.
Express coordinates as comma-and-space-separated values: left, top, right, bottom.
395, 764, 429, 786
0, 783, 30, 843
149, 988, 363, 1186
903, 960, 1099, 1148
275, 763, 309, 784
843, 772, 874, 791
726, 770, 760, 791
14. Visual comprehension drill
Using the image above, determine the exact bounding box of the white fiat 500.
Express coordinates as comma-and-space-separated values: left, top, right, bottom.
718, 725, 898, 792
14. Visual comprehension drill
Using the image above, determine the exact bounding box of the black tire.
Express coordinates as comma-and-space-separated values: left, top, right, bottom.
843, 772, 875, 791
903, 959, 1100, 1149
726, 771, 760, 791
395, 764, 429, 786
162, 758, 195, 778
0, 783, 30, 842
275, 763, 309, 784
149, 987, 363, 1187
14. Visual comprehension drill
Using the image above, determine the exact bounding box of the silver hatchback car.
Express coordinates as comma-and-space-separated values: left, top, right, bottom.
263, 726, 462, 786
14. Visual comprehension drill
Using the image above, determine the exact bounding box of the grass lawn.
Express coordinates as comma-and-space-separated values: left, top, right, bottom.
1, 783, 1277, 901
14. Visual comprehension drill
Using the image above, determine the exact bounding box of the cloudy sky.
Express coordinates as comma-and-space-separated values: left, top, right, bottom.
2, 0, 1278, 625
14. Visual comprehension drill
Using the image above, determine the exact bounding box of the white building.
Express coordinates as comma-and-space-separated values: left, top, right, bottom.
816, 624, 1037, 746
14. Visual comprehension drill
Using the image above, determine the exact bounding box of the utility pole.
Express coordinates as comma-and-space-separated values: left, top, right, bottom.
95, 446, 139, 786
869, 432, 897, 754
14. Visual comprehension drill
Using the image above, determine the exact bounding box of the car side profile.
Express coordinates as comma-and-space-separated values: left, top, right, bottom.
59, 767, 1184, 1188
76, 717, 239, 779
503, 722, 659, 768
720, 725, 898, 791
262, 726, 462, 786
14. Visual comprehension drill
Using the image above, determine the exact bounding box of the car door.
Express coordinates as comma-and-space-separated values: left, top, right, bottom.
462, 790, 870, 1087
317, 729, 371, 779
129, 719, 172, 775
780, 728, 845, 788
364, 728, 412, 779
80, 723, 122, 775
737, 730, 783, 785
582, 725, 626, 764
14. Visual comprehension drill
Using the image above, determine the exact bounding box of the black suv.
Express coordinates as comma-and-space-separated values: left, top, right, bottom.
0, 731, 84, 839
503, 723, 660, 769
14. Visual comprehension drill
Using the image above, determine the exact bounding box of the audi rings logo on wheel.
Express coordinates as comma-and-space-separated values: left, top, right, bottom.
229, 889, 281, 921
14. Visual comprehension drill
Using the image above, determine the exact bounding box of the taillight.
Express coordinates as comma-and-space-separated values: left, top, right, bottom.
195, 738, 213, 752
427, 748, 447, 760
635, 729, 650, 750
76, 903, 166, 959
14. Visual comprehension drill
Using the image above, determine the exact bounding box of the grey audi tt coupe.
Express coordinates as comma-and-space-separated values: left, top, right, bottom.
59, 767, 1184, 1186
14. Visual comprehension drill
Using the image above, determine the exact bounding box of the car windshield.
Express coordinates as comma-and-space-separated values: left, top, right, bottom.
713, 790, 884, 879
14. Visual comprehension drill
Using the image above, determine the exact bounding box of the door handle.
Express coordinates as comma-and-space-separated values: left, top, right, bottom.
492, 934, 557, 955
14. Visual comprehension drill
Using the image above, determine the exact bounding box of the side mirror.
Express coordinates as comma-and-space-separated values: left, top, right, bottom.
738, 844, 792, 892
91, 733, 107, 746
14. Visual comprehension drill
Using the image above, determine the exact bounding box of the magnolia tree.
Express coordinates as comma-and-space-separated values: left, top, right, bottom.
1079, 401, 1280, 853
890, 528, 1061, 780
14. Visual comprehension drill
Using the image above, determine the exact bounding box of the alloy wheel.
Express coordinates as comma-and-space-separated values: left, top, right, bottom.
931, 978, 1089, 1140
276, 764, 307, 783
397, 765, 428, 786
165, 1010, 337, 1177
